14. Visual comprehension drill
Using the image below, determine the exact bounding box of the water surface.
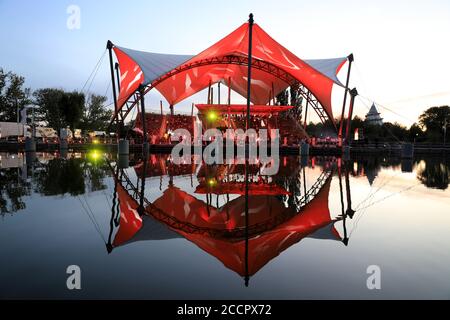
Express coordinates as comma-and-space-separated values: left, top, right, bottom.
0, 152, 449, 299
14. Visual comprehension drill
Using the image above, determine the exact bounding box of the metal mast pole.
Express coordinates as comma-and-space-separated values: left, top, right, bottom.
139, 151, 148, 217
114, 63, 121, 92
338, 54, 354, 145
304, 92, 310, 129
345, 88, 358, 142
107, 41, 119, 141
246, 13, 254, 132
228, 77, 231, 128
207, 80, 212, 104
244, 13, 254, 287
139, 85, 148, 151
344, 164, 355, 219
218, 82, 221, 105
338, 163, 349, 246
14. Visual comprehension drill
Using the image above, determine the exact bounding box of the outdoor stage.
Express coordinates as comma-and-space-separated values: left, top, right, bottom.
106, 14, 358, 154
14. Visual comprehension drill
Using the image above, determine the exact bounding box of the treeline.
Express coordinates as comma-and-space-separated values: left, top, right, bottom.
0, 156, 110, 215
307, 106, 450, 143
0, 68, 112, 133
276, 86, 450, 143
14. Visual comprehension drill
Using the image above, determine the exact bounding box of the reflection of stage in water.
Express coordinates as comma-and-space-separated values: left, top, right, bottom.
107, 155, 355, 286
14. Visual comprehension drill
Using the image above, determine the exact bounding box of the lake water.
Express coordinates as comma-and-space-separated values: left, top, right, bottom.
0, 151, 449, 300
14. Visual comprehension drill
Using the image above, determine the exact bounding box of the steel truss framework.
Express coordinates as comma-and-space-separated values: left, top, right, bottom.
111, 162, 335, 241
109, 55, 336, 131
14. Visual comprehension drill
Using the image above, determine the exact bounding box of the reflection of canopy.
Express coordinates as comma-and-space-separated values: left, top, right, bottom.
152, 186, 291, 231
112, 183, 142, 247
155, 177, 337, 276
112, 22, 347, 122
112, 183, 180, 248
111, 171, 341, 277
196, 104, 293, 115
134, 158, 197, 178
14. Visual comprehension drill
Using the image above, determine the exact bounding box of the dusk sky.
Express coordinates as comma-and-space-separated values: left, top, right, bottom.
1, 0, 449, 125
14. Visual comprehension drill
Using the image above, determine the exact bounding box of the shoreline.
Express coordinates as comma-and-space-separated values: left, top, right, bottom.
1, 142, 450, 156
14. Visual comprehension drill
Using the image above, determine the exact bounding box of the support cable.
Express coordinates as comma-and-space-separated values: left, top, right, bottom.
77, 195, 107, 243
81, 49, 107, 94
356, 96, 402, 143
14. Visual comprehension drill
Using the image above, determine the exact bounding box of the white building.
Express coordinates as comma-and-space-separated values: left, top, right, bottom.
365, 103, 383, 126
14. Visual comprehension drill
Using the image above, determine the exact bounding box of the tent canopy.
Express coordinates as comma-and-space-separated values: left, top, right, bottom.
112, 175, 338, 276
112, 21, 349, 123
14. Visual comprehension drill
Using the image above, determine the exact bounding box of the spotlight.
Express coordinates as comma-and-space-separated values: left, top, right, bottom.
88, 149, 102, 162
208, 178, 217, 187
207, 111, 218, 122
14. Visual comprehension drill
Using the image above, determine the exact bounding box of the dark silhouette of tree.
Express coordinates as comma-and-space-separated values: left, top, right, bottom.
33, 89, 85, 135
33, 88, 65, 134
276, 90, 289, 106
84, 160, 109, 193
33, 158, 86, 196
288, 82, 303, 121
0, 166, 31, 215
0, 68, 31, 122
80, 94, 112, 132
417, 158, 450, 190
60, 91, 85, 133
419, 106, 450, 142
409, 123, 425, 142
32, 155, 110, 197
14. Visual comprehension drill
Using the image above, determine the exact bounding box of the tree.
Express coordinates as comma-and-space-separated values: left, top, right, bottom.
419, 106, 450, 142
0, 69, 9, 111
80, 94, 112, 132
0, 164, 31, 214
350, 116, 365, 135
409, 123, 425, 142
0, 68, 31, 122
33, 158, 85, 196
33, 157, 110, 196
417, 157, 450, 190
288, 82, 303, 120
61, 91, 85, 132
276, 89, 289, 106
383, 122, 409, 141
33, 88, 65, 134
33, 89, 86, 134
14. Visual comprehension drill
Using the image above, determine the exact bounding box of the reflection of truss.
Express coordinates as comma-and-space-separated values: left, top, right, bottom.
299, 170, 332, 207
113, 163, 334, 240
109, 55, 333, 129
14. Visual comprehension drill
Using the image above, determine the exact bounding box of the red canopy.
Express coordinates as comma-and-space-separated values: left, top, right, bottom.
112, 181, 142, 247
112, 176, 338, 276
112, 21, 348, 123
179, 178, 337, 277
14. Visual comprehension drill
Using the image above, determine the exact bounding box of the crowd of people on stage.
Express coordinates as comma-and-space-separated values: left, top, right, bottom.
198, 112, 308, 146
134, 113, 196, 144
134, 113, 164, 139
167, 114, 195, 136
133, 111, 315, 147
137, 155, 197, 178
